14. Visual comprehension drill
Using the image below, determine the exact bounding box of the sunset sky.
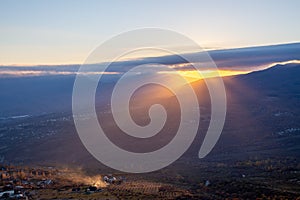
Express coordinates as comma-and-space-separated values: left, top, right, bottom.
1, 0, 300, 66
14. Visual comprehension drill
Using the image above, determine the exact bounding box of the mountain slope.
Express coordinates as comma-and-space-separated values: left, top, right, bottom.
0, 64, 299, 168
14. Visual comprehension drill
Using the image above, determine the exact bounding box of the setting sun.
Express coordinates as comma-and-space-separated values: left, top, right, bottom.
159, 70, 251, 82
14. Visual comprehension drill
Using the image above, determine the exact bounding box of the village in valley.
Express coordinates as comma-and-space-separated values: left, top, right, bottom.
1, 157, 300, 200
0, 165, 57, 199
0, 165, 191, 200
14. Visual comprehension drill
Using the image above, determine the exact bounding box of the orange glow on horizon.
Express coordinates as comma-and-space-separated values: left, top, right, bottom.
159, 70, 251, 82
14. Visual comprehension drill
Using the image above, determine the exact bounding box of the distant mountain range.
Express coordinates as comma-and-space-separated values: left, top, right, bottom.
0, 63, 299, 169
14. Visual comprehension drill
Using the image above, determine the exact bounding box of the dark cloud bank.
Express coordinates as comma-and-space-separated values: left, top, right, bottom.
1, 42, 300, 77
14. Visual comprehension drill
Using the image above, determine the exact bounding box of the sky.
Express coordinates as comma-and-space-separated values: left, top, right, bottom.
1, 0, 300, 65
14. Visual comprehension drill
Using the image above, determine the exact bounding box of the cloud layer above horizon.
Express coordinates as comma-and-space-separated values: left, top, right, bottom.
1, 42, 300, 78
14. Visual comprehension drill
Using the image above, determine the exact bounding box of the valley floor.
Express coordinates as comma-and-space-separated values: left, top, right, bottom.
1, 157, 299, 199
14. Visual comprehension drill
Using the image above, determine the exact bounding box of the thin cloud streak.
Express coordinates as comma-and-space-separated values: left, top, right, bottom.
0, 70, 120, 78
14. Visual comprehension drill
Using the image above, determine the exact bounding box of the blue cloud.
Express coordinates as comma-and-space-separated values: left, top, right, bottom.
1, 42, 300, 77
